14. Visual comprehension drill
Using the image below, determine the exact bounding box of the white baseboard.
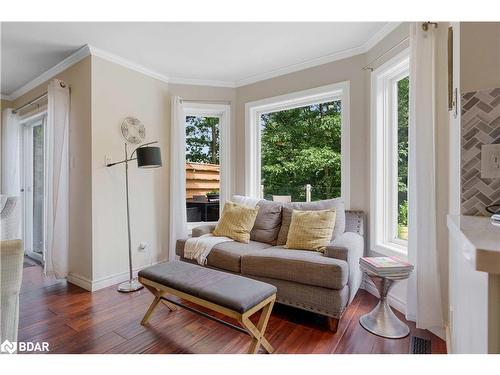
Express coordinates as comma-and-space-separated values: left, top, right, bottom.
67, 273, 93, 291
361, 277, 406, 314
445, 324, 452, 353
67, 259, 167, 292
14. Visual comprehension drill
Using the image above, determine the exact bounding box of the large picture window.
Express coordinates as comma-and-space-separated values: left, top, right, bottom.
245, 82, 350, 207
260, 101, 342, 201
371, 50, 410, 257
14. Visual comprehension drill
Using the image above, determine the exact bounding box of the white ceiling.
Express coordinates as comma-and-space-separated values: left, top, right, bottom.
1, 22, 399, 97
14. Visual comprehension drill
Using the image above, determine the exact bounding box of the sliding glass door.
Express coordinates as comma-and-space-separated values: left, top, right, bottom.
22, 114, 47, 263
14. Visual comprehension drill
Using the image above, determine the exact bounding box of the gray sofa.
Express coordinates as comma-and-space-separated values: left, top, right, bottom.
176, 198, 365, 332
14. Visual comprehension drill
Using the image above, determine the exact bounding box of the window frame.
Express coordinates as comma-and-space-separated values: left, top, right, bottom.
245, 81, 350, 208
182, 102, 231, 230
370, 49, 410, 258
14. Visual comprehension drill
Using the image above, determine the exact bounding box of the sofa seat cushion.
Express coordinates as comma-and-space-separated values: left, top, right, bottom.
241, 247, 348, 290
176, 238, 272, 273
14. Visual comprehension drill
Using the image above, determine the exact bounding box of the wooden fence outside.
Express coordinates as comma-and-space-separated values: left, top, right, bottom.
185, 162, 220, 198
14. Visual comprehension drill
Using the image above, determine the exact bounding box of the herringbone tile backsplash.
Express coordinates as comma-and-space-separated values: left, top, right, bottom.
461, 87, 500, 216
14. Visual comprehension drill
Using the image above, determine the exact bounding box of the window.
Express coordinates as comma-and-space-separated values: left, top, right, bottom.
245, 82, 350, 207
185, 115, 221, 223
260, 101, 342, 201
21, 112, 47, 263
371, 50, 410, 257
182, 103, 231, 228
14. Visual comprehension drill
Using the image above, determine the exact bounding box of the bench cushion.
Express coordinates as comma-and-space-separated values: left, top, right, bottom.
138, 261, 276, 313
241, 247, 348, 290
176, 238, 272, 273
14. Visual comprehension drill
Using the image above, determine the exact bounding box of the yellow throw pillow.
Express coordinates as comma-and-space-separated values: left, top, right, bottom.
213, 201, 260, 243
285, 209, 336, 252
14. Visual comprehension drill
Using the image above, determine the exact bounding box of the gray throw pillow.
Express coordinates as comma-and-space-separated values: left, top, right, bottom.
276, 198, 346, 246
250, 200, 283, 245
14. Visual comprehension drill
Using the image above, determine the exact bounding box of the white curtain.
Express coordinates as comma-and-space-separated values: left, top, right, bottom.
44, 79, 70, 278
1, 108, 21, 196
169, 96, 188, 260
406, 23, 444, 337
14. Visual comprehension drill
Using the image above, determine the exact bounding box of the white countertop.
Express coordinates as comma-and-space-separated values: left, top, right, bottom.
447, 215, 500, 275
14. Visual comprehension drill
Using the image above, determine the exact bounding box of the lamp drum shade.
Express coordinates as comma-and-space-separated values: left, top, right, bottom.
137, 146, 162, 168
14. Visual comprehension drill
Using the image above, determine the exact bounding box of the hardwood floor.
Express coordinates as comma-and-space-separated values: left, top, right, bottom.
18, 265, 447, 354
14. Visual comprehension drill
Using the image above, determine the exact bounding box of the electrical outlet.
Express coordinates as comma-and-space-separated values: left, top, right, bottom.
138, 242, 147, 252
481, 144, 500, 178
104, 155, 112, 166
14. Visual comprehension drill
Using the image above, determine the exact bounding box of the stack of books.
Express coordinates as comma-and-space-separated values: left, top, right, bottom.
359, 256, 414, 277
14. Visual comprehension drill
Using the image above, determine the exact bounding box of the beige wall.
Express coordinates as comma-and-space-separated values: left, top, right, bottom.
0, 100, 12, 160
8, 57, 92, 281
235, 52, 368, 211
461, 22, 500, 93
235, 24, 410, 219
91, 56, 170, 282
90, 59, 237, 283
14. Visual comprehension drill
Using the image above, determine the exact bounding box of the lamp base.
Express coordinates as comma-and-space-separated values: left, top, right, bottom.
117, 278, 144, 293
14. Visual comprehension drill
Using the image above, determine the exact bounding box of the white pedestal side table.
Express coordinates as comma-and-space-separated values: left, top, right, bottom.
359, 270, 412, 339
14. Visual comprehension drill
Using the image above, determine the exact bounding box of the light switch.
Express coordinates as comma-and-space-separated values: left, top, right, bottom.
481, 144, 500, 178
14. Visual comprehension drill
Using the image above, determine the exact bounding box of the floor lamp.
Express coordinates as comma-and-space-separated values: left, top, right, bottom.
107, 141, 162, 292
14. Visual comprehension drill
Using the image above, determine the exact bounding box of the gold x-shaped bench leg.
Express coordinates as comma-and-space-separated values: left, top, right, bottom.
240, 299, 275, 354
140, 285, 176, 325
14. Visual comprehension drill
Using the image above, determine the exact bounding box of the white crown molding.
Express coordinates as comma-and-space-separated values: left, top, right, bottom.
362, 22, 402, 52
235, 44, 367, 87
88, 45, 170, 85
3, 22, 403, 97
168, 76, 236, 88
7, 45, 91, 101
235, 22, 403, 87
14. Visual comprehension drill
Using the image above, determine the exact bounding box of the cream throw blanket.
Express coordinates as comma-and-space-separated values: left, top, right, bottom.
183, 234, 233, 265
183, 195, 260, 265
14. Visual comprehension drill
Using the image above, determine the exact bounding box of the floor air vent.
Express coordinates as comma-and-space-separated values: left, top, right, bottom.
410, 336, 431, 354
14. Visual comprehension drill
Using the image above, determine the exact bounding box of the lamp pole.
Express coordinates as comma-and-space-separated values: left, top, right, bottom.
107, 141, 161, 293
124, 143, 134, 286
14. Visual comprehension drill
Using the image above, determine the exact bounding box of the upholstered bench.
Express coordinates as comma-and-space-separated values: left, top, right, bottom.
138, 261, 277, 354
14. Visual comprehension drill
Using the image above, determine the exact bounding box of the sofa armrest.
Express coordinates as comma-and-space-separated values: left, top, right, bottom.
1, 239, 24, 293
324, 232, 364, 303
192, 224, 217, 237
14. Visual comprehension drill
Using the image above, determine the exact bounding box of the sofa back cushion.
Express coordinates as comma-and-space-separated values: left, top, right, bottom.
250, 200, 283, 245
276, 198, 346, 246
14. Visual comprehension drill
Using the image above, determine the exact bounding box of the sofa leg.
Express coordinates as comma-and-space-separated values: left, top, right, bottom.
327, 317, 339, 333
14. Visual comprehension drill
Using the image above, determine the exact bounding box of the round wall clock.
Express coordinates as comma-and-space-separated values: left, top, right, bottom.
121, 117, 146, 144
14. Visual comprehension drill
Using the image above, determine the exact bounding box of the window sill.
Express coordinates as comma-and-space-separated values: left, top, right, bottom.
372, 242, 408, 261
